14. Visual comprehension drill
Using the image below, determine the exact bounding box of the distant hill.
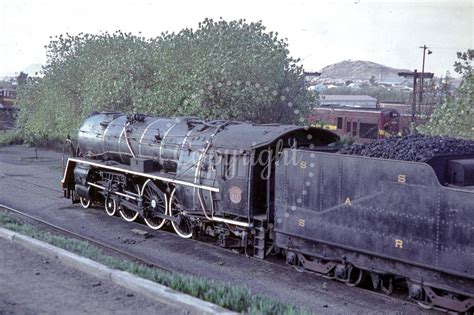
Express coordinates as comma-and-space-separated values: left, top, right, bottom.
20, 64, 44, 77
319, 60, 409, 81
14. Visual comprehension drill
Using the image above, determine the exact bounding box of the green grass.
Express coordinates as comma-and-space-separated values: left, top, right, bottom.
20, 157, 57, 162
0, 211, 307, 314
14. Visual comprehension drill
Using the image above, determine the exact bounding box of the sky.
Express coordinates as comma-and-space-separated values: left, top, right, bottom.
0, 0, 472, 77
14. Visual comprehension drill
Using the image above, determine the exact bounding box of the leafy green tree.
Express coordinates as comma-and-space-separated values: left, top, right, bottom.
423, 50, 474, 139
16, 72, 28, 86
16, 19, 312, 139
138, 19, 311, 123
369, 75, 376, 85
438, 71, 455, 104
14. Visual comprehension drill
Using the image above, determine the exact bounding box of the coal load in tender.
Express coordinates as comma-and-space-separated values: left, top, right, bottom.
338, 134, 474, 162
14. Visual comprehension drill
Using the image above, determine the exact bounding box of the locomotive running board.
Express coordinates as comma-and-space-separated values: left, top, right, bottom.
61, 157, 219, 192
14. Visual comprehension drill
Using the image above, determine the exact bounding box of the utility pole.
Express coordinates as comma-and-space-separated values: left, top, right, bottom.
419, 45, 432, 105
399, 70, 434, 123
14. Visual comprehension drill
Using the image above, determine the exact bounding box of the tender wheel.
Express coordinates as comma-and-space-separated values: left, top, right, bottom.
80, 197, 91, 208
415, 289, 433, 310
346, 267, 365, 287
104, 197, 117, 216
119, 184, 140, 222
295, 260, 306, 273
141, 180, 167, 230
169, 188, 193, 238
416, 300, 433, 310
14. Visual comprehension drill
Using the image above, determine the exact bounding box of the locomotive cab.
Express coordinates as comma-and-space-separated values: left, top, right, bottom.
209, 125, 340, 220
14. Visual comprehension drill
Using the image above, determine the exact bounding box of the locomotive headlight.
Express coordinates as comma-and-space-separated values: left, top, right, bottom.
228, 186, 243, 204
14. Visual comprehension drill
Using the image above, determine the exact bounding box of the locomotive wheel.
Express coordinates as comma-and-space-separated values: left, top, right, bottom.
80, 197, 91, 209
119, 184, 140, 222
141, 180, 167, 230
119, 208, 139, 222
169, 188, 193, 239
104, 197, 117, 216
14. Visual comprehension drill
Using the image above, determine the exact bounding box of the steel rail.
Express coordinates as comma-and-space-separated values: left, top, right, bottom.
0, 203, 173, 274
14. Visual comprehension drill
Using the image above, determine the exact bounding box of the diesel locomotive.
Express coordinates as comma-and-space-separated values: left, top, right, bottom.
309, 106, 401, 143
62, 112, 474, 312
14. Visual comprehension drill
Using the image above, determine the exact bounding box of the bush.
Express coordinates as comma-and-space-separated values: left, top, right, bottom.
0, 130, 23, 147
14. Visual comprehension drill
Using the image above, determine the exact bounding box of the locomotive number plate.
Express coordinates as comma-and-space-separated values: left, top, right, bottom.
228, 186, 242, 204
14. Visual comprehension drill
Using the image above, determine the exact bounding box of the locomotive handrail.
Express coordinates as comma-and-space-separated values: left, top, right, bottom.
61, 137, 76, 175
123, 121, 137, 158
61, 157, 219, 193
192, 121, 229, 220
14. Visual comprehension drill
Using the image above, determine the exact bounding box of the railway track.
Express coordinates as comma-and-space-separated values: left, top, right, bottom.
0, 203, 173, 274
0, 202, 443, 314
0, 175, 441, 313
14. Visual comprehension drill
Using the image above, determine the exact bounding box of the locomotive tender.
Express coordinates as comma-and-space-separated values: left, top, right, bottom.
62, 112, 474, 312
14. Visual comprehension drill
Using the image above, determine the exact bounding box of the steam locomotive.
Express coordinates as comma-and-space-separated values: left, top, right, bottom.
62, 112, 474, 312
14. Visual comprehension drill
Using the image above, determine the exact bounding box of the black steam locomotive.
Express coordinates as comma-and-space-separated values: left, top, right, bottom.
62, 112, 474, 312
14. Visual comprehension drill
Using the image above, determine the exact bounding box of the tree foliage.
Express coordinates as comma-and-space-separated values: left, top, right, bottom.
16, 72, 28, 86
16, 19, 312, 139
423, 49, 474, 139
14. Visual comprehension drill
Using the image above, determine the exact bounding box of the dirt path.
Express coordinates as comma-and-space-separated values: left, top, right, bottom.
0, 237, 183, 315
